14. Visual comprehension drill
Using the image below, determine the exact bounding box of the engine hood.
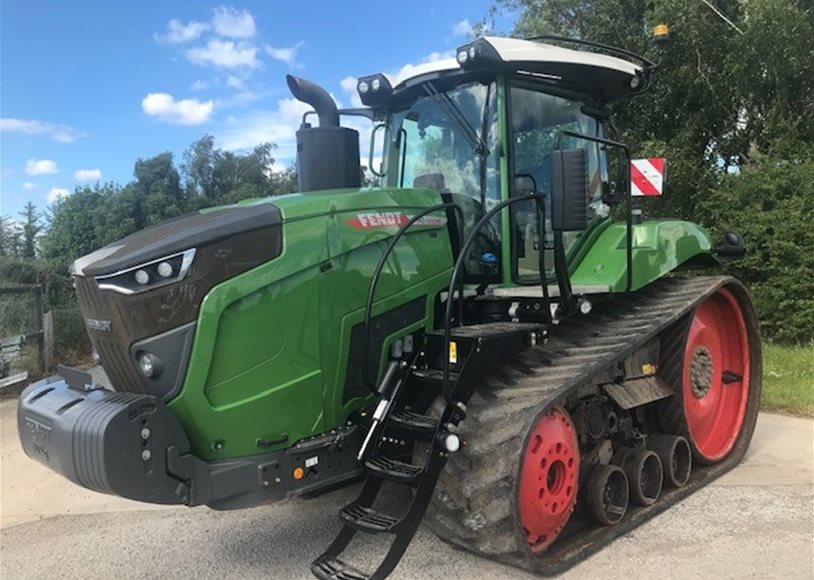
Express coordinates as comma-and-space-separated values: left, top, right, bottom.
73, 204, 282, 278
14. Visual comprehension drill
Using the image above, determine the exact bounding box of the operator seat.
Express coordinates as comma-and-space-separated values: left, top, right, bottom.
413, 173, 448, 192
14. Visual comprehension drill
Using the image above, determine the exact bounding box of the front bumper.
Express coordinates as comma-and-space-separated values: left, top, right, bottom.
18, 368, 363, 509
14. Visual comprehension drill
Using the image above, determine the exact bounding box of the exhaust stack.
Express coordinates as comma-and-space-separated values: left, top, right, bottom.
286, 74, 361, 192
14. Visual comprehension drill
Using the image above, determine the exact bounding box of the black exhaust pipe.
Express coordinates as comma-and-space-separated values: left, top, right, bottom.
287, 75, 361, 192
286, 74, 340, 128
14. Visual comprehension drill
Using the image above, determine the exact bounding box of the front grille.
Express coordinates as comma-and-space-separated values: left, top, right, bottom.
94, 337, 146, 394
74, 276, 144, 394
75, 276, 108, 310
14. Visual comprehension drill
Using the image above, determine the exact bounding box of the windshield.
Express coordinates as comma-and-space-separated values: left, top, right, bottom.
386, 80, 501, 278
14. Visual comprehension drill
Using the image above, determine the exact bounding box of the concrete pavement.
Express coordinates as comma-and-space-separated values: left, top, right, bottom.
1, 398, 812, 579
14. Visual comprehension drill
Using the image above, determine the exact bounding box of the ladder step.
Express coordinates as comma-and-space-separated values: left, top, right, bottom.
389, 410, 439, 436
411, 368, 459, 384
364, 455, 422, 483
311, 555, 369, 580
340, 502, 400, 533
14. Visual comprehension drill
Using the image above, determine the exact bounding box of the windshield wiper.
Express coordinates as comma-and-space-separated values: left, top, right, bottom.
423, 82, 487, 157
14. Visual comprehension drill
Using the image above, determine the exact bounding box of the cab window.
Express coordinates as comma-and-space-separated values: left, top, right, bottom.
509, 83, 608, 281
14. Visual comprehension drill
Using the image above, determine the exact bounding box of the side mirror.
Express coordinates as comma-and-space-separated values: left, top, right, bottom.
550, 149, 589, 231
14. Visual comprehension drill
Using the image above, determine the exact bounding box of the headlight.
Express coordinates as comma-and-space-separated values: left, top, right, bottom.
456, 38, 503, 70
95, 248, 196, 295
137, 352, 163, 378
357, 73, 393, 107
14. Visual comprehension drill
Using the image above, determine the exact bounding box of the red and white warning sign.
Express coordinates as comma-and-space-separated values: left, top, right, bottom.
630, 158, 666, 196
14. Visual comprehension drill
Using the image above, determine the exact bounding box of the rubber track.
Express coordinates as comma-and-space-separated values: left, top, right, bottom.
423, 275, 762, 575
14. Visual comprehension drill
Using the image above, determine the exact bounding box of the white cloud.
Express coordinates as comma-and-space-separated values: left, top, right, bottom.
226, 75, 245, 90
216, 96, 312, 154
1, 118, 82, 143
155, 18, 209, 44
340, 76, 363, 108
265, 42, 304, 68
212, 6, 256, 38
141, 93, 214, 125
25, 159, 59, 175
74, 168, 102, 181
215, 92, 374, 168
186, 40, 259, 69
217, 90, 262, 108
22, 181, 37, 190
393, 50, 456, 84
47, 188, 71, 204
452, 19, 474, 37
190, 79, 209, 91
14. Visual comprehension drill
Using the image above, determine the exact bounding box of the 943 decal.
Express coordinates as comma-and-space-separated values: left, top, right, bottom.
346, 211, 447, 230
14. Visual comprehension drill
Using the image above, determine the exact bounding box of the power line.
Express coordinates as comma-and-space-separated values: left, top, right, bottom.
699, 0, 745, 35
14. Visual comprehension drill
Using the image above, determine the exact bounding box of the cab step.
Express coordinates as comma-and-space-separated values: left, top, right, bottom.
311, 555, 369, 580
340, 502, 400, 533
389, 410, 439, 436
363, 456, 422, 484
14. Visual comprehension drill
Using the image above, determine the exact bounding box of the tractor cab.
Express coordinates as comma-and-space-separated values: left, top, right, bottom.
356, 36, 653, 296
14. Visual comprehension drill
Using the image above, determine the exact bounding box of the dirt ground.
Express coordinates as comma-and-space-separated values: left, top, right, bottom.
1, 398, 812, 579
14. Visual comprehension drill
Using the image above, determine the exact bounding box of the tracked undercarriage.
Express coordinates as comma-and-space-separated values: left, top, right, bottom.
425, 275, 761, 573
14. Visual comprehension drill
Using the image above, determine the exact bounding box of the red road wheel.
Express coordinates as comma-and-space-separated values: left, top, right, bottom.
518, 407, 579, 553
681, 288, 750, 463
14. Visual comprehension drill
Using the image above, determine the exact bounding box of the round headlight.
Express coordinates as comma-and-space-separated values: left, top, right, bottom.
137, 352, 163, 378
134, 269, 150, 285
371, 78, 381, 91
468, 46, 476, 59
157, 262, 173, 278
630, 75, 642, 89
358, 81, 369, 94
457, 50, 468, 64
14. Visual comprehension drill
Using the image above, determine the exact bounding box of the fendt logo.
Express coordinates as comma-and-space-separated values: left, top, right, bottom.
346, 212, 447, 230
85, 318, 112, 332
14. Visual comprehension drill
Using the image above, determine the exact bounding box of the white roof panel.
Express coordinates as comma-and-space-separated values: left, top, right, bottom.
392, 37, 643, 99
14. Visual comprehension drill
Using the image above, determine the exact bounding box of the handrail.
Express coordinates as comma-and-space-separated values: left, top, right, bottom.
441, 194, 548, 398
362, 202, 466, 392
524, 34, 657, 70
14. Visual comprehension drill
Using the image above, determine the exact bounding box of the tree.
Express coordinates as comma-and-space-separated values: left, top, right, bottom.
0, 215, 22, 258
700, 147, 814, 344
181, 134, 293, 205
134, 152, 185, 226
18, 202, 42, 259
40, 186, 104, 265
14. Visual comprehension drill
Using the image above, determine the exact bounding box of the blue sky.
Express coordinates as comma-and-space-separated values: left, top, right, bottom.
0, 1, 515, 218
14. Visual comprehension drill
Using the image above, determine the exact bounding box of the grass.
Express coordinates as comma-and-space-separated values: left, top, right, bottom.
761, 342, 814, 417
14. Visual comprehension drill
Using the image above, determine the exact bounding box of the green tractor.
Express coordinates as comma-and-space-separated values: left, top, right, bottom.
18, 29, 761, 580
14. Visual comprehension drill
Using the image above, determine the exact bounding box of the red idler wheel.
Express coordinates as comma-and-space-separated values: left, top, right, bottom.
680, 288, 751, 463
518, 407, 579, 553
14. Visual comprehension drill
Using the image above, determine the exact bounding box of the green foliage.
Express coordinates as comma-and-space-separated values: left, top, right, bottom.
0, 215, 23, 257
0, 256, 87, 367
762, 342, 814, 417
700, 150, 814, 344
18, 202, 42, 259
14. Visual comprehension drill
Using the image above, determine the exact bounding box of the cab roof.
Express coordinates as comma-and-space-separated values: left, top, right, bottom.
390, 36, 646, 101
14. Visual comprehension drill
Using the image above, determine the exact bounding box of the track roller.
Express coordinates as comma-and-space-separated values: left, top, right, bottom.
613, 447, 663, 506
585, 464, 629, 525
648, 434, 691, 487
